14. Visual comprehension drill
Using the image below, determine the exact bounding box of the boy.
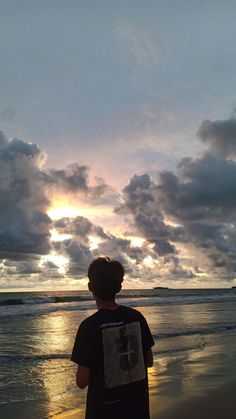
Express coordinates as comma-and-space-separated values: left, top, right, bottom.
71, 257, 155, 419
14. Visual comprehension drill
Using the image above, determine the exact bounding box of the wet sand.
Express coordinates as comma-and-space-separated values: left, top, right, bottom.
153, 379, 236, 419
54, 379, 236, 419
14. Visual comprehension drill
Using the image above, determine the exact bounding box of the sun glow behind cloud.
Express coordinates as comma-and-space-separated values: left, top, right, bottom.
143, 255, 157, 267
128, 236, 145, 247
48, 203, 95, 221
47, 198, 117, 227
88, 235, 103, 250
39, 254, 70, 275
50, 229, 72, 242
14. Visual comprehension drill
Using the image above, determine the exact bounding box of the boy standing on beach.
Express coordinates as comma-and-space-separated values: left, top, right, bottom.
71, 257, 155, 419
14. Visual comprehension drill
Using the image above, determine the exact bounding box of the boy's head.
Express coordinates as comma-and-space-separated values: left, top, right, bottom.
88, 257, 124, 301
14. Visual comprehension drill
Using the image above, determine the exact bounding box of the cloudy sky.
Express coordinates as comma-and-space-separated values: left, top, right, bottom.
1, 1, 236, 290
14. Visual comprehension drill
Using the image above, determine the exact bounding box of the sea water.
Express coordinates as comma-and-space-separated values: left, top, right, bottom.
0, 288, 236, 418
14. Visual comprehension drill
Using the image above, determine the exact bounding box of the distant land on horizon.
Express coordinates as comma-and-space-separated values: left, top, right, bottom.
1, 286, 236, 295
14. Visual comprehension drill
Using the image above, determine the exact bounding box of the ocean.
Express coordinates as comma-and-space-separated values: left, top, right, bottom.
0, 288, 236, 419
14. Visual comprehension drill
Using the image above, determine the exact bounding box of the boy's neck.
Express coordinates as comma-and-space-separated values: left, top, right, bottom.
95, 297, 119, 310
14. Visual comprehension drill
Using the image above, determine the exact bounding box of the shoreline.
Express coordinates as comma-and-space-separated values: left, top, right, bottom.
53, 378, 236, 419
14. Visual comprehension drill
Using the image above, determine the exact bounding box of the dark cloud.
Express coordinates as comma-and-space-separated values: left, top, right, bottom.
116, 173, 176, 256
94, 233, 161, 278
44, 166, 116, 204
0, 136, 51, 259
158, 155, 236, 222
0, 251, 40, 261
53, 216, 109, 248
62, 240, 93, 276
0, 133, 115, 271
45, 163, 89, 192
198, 118, 236, 158
0, 138, 43, 162
54, 216, 93, 240
116, 115, 236, 281
117, 174, 155, 214
51, 217, 101, 276
52, 215, 161, 279
157, 155, 236, 273
1, 259, 43, 276
42, 260, 58, 270
89, 177, 117, 204
163, 255, 195, 279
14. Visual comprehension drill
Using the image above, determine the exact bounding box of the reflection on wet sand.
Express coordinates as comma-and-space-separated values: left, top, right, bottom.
34, 313, 86, 418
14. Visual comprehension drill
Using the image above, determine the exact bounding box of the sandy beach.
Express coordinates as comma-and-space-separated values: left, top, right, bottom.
54, 379, 236, 419
155, 379, 236, 419
1, 291, 236, 419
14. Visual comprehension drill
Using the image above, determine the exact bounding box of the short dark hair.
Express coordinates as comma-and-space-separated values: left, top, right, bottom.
88, 257, 124, 300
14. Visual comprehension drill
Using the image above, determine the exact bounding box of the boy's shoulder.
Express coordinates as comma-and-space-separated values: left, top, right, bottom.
120, 305, 147, 321
80, 310, 100, 327
80, 305, 144, 328
119, 304, 143, 316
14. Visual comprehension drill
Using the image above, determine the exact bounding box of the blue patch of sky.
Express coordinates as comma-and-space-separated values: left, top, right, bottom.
1, 1, 236, 156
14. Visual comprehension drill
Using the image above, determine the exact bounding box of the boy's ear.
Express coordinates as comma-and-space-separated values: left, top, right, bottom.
117, 283, 122, 293
88, 281, 92, 292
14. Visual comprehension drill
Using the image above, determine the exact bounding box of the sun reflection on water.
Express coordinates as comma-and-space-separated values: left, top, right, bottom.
33, 314, 86, 417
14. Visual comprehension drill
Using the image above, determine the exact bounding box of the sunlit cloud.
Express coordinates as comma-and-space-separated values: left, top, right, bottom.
39, 254, 70, 275
50, 229, 72, 242
88, 235, 103, 250
128, 236, 146, 248
143, 255, 157, 268
48, 202, 93, 221
48, 203, 96, 223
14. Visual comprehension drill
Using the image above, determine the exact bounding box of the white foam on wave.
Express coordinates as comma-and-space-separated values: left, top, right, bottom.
24, 297, 55, 304
0, 300, 96, 318
0, 292, 236, 318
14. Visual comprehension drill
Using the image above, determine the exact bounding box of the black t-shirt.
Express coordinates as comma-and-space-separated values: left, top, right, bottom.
71, 305, 155, 419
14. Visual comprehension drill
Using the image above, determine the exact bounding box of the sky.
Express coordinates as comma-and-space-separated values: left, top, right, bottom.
1, 0, 236, 290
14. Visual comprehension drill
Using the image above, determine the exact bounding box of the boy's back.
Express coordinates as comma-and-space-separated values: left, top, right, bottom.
71, 305, 154, 419
71, 257, 154, 419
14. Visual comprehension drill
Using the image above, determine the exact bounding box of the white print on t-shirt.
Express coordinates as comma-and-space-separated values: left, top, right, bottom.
100, 321, 124, 329
102, 321, 146, 388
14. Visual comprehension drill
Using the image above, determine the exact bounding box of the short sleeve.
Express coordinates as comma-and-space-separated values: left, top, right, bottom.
71, 319, 95, 367
138, 313, 155, 352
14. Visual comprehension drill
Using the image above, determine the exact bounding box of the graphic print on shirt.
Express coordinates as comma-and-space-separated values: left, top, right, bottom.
102, 321, 146, 388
